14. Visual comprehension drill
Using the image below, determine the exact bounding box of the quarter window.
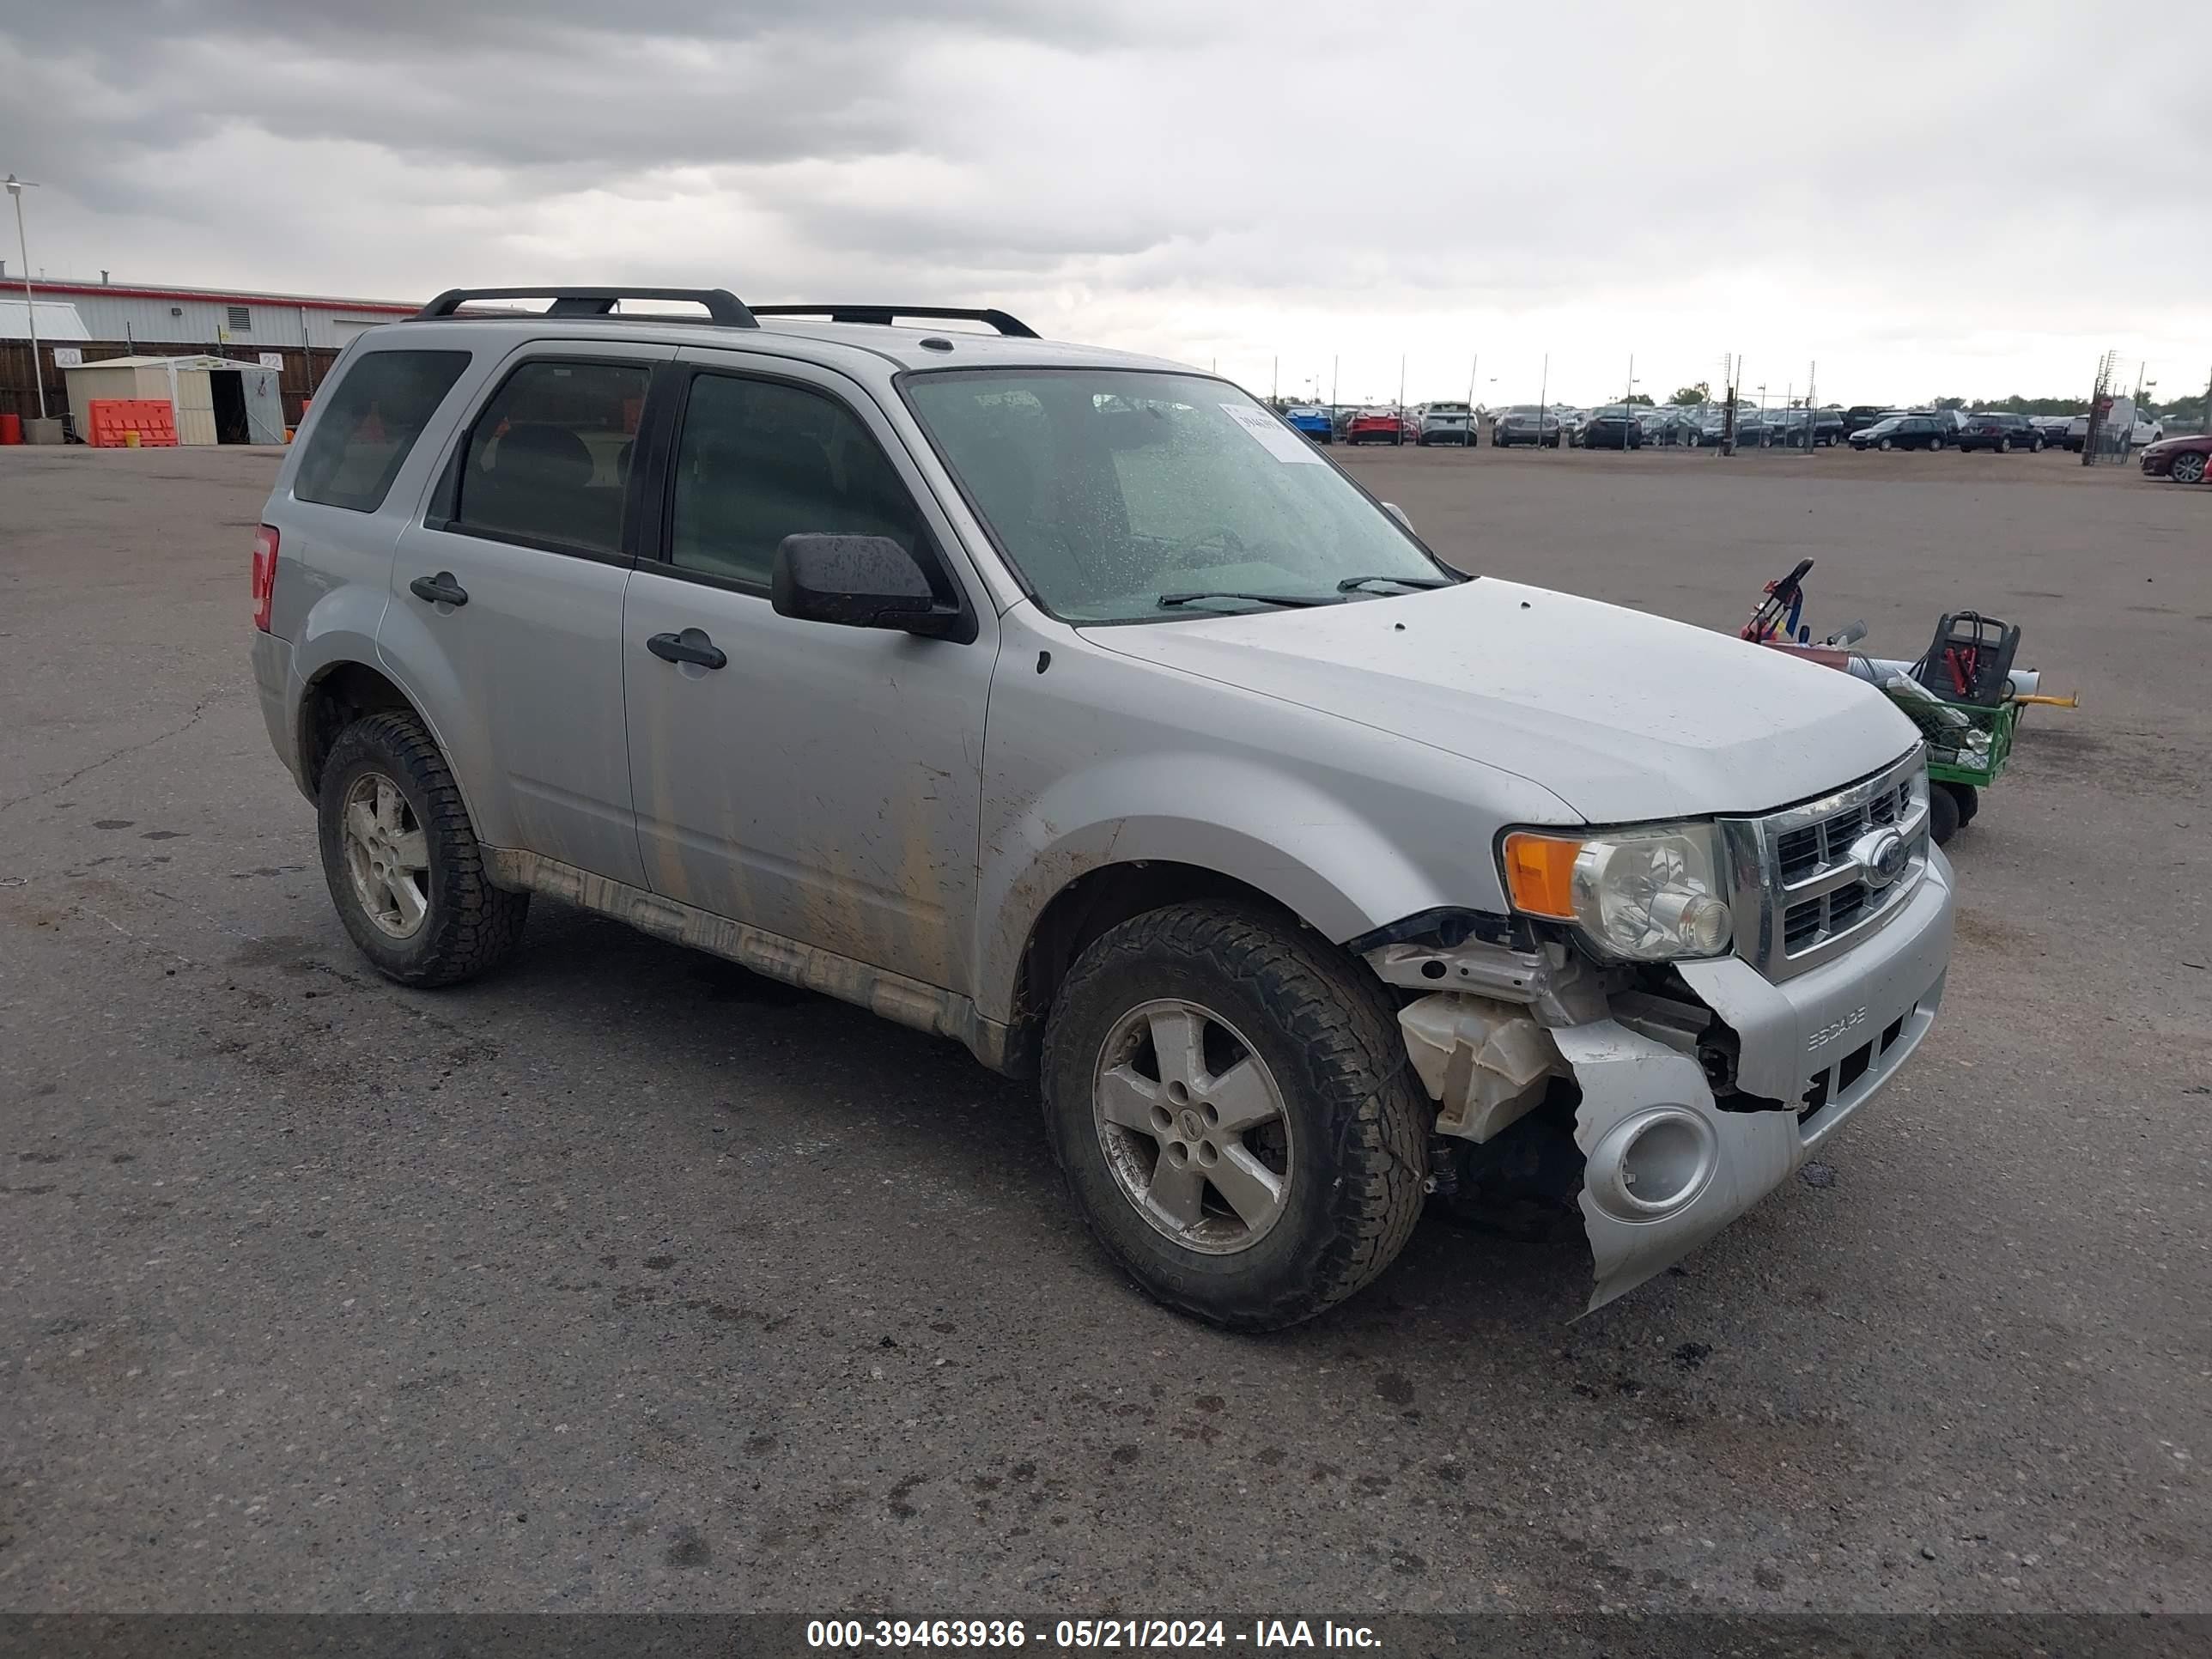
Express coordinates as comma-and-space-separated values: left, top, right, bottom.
293, 349, 471, 514
668, 374, 927, 589
453, 360, 649, 556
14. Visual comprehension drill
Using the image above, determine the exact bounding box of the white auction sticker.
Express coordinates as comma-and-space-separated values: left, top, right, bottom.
1220, 402, 1323, 464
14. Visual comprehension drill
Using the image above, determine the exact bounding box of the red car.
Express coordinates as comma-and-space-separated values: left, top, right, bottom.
2138, 433, 2210, 484
1346, 407, 1411, 446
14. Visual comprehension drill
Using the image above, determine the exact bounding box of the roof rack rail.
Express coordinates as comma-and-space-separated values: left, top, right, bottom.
749, 305, 1038, 339
413, 287, 759, 328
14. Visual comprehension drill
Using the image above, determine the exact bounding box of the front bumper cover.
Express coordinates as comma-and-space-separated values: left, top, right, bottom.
1569, 848, 1954, 1310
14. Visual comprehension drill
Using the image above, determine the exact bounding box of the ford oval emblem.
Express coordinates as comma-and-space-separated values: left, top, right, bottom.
1850, 829, 1909, 890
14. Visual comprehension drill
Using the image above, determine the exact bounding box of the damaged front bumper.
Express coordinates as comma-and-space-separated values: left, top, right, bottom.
1378, 848, 1955, 1310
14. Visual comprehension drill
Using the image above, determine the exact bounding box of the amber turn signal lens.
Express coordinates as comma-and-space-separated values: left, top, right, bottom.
1501, 831, 1583, 920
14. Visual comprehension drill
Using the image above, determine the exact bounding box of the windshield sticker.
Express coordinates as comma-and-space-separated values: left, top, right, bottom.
1220, 403, 1324, 464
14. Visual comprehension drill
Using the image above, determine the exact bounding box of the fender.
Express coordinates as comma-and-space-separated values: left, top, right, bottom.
977, 750, 1493, 1026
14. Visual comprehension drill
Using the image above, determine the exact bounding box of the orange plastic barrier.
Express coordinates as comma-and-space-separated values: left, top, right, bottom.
87, 399, 180, 448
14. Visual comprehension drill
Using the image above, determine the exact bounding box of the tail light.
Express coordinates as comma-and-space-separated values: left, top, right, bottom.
251, 524, 279, 632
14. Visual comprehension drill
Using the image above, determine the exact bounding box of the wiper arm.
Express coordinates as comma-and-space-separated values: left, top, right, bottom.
1334, 574, 1455, 593
1157, 590, 1336, 610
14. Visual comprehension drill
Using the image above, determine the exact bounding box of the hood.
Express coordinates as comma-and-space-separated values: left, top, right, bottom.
1083, 577, 1922, 823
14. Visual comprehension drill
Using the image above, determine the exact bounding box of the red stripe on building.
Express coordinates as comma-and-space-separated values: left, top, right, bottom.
29, 283, 418, 315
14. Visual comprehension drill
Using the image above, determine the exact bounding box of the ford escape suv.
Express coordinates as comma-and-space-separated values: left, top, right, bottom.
249, 286, 1955, 1329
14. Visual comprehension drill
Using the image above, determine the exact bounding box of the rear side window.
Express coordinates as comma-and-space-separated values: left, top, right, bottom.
294, 349, 471, 513
453, 360, 651, 556
667, 374, 927, 589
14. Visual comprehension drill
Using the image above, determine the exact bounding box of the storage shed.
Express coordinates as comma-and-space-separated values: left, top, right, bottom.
59, 354, 286, 446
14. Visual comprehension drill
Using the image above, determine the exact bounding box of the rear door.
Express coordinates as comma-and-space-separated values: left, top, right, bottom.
380, 341, 674, 886
619, 349, 994, 993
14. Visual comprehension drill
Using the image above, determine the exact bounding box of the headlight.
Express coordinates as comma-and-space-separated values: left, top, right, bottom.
1499, 822, 1734, 963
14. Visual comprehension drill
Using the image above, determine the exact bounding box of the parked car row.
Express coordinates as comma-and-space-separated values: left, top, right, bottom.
1276, 398, 2171, 463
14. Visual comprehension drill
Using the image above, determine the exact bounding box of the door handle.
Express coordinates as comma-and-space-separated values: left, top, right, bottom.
409, 572, 468, 607
647, 629, 727, 671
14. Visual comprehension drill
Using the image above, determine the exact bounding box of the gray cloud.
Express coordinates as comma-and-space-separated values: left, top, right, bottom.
3, 3, 2204, 403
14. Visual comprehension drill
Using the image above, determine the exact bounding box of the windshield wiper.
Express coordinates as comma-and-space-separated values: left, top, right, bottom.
1157, 590, 1337, 611
1334, 574, 1455, 593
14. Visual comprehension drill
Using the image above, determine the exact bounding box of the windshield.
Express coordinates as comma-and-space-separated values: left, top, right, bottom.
905, 369, 1452, 623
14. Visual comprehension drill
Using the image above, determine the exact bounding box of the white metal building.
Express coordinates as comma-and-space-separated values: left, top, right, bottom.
61, 354, 287, 447
16, 278, 416, 351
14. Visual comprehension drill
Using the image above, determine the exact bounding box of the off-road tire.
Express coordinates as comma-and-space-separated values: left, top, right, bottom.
318, 710, 529, 987
1040, 902, 1429, 1332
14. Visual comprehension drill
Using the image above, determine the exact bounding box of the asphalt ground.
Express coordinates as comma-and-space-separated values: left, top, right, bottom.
1, 440, 2205, 1615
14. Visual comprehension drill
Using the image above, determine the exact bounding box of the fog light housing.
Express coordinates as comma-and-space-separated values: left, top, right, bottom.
1589, 1107, 1718, 1221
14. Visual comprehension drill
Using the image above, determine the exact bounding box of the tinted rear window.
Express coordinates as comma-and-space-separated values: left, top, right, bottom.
294, 349, 471, 513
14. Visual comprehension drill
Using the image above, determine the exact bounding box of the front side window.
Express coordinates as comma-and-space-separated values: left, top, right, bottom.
907, 370, 1451, 623
294, 349, 471, 514
668, 374, 927, 590
453, 359, 649, 556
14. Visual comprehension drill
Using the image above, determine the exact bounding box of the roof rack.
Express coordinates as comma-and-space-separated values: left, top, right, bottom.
749, 305, 1038, 339
413, 287, 759, 328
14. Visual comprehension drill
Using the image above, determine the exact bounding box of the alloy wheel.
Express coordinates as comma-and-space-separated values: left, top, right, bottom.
1092, 1000, 1294, 1255
341, 771, 431, 939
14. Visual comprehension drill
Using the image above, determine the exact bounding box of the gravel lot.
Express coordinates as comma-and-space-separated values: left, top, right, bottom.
2, 441, 2205, 1615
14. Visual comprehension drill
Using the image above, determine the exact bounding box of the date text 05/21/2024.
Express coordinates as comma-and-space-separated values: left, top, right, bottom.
806, 1619, 1382, 1650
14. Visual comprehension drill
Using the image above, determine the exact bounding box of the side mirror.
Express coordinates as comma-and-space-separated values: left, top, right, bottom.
771, 534, 966, 640
1382, 502, 1413, 531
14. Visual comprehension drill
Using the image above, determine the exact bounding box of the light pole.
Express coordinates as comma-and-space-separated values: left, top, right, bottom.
6, 174, 46, 421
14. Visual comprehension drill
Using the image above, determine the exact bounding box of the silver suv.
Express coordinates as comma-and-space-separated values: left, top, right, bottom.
249, 286, 1955, 1328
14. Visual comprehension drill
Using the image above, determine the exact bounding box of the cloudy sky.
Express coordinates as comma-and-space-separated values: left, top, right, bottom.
3, 2, 2205, 406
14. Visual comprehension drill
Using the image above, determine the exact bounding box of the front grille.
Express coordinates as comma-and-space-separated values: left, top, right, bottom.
1724, 750, 1930, 981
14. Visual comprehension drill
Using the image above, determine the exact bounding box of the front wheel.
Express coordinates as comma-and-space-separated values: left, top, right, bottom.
318, 711, 530, 986
1879, 437, 1894, 451
1040, 904, 1428, 1332
2171, 452, 2207, 483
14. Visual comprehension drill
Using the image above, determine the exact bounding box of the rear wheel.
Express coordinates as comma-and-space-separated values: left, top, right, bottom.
1997, 436, 2013, 453
1040, 903, 1428, 1331
1879, 437, 1894, 452
318, 711, 529, 986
